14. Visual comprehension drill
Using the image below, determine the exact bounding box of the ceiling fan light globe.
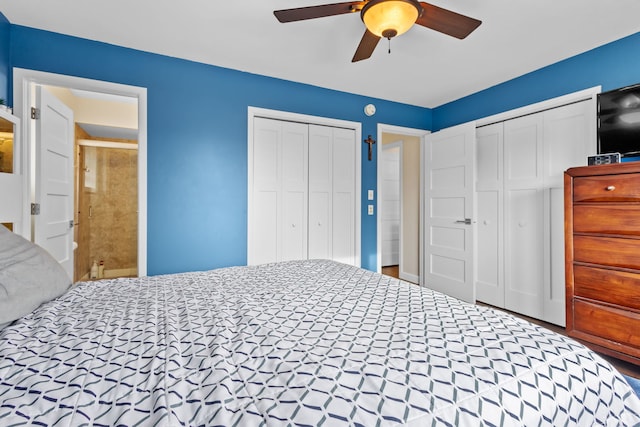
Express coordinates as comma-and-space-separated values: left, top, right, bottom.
362, 0, 421, 38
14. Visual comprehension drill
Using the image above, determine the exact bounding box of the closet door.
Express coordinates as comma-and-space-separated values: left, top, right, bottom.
308, 125, 356, 265
475, 123, 504, 307
504, 113, 545, 320
541, 100, 594, 326
251, 118, 308, 265
331, 127, 356, 265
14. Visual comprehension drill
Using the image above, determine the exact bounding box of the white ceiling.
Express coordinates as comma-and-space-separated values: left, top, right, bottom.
1, 0, 640, 108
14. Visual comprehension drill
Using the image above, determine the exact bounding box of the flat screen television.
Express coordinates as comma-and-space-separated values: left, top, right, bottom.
598, 83, 640, 158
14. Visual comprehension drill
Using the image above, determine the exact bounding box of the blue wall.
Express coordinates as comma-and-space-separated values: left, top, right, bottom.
8, 24, 431, 274
433, 31, 640, 130
0, 13, 9, 102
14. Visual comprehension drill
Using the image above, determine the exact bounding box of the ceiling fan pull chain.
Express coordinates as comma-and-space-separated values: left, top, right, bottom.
388, 37, 391, 54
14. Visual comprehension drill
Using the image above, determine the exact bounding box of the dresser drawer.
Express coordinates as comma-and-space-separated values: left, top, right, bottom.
572, 299, 640, 349
574, 265, 640, 310
573, 173, 640, 202
573, 235, 640, 270
573, 204, 640, 235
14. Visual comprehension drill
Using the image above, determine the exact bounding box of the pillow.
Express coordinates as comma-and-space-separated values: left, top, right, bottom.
0, 226, 72, 324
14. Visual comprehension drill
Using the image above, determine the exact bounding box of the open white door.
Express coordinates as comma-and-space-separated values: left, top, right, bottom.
34, 86, 75, 280
423, 122, 475, 303
381, 143, 401, 267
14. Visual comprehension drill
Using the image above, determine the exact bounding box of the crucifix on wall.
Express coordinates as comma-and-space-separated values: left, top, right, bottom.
364, 135, 376, 161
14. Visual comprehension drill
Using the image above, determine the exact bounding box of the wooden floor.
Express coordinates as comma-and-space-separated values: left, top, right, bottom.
381, 265, 640, 379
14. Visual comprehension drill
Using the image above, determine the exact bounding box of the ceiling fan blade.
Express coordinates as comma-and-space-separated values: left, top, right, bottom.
352, 29, 381, 62
274, 2, 363, 23
417, 2, 481, 39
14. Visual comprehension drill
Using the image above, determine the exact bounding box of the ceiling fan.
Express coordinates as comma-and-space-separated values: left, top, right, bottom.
274, 0, 481, 62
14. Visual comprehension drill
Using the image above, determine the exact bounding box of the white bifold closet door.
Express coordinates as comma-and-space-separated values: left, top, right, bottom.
475, 99, 594, 326
250, 117, 356, 266
251, 118, 308, 265
308, 124, 356, 265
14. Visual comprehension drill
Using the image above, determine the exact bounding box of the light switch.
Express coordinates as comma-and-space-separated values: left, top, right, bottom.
367, 190, 374, 200
368, 205, 374, 215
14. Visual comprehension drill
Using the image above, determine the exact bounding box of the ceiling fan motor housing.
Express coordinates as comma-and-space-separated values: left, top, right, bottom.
361, 0, 423, 39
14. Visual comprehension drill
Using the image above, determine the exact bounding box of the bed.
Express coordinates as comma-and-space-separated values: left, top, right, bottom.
1, 229, 640, 425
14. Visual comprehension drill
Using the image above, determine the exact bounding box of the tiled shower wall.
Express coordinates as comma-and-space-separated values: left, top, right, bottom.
75, 126, 137, 280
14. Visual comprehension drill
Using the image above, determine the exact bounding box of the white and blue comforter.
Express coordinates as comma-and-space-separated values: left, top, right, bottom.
0, 259, 639, 426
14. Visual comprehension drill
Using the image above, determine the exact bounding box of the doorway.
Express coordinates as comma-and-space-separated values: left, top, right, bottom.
376, 124, 429, 284
13, 68, 148, 278
381, 142, 401, 267
42, 86, 139, 281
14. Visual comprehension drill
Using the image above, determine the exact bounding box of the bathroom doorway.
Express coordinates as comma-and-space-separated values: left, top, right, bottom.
44, 86, 140, 281
14, 68, 148, 280
39, 86, 139, 281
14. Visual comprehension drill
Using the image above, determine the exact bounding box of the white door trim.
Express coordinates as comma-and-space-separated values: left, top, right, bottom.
376, 123, 429, 281
13, 68, 148, 277
247, 106, 361, 267
476, 86, 601, 127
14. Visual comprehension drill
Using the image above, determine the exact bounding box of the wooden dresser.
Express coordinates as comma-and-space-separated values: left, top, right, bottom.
565, 162, 640, 364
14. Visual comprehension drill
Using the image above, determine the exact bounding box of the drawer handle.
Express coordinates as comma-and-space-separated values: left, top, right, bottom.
606, 185, 616, 191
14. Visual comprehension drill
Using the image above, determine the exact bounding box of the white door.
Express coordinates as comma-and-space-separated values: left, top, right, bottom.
423, 122, 476, 303
34, 86, 75, 279
475, 122, 504, 307
542, 99, 594, 325
504, 113, 545, 319
381, 143, 400, 266
308, 125, 332, 260
330, 127, 357, 266
250, 117, 308, 265
308, 125, 356, 265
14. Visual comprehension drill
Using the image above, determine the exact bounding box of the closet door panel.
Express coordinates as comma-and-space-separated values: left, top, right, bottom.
544, 100, 594, 186
504, 115, 543, 186
476, 127, 502, 189
476, 191, 502, 306
547, 186, 566, 323
282, 191, 307, 261
251, 118, 281, 265
542, 99, 594, 326
331, 127, 356, 265
250, 118, 308, 264
252, 192, 278, 265
281, 122, 309, 261
504, 113, 544, 319
475, 123, 504, 306
309, 126, 332, 260
308, 192, 330, 259
505, 188, 544, 319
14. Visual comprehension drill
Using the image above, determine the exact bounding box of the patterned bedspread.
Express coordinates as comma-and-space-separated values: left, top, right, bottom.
1, 259, 639, 426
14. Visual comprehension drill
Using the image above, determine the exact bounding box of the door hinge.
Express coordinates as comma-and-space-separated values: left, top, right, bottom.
30, 107, 40, 120
31, 203, 40, 215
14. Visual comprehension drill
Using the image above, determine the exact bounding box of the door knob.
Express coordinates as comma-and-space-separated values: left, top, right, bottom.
455, 218, 472, 225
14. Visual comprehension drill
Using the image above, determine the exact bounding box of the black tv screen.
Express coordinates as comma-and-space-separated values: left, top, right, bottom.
598, 83, 640, 157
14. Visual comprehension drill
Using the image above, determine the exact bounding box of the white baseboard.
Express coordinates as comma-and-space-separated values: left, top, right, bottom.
400, 271, 419, 284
